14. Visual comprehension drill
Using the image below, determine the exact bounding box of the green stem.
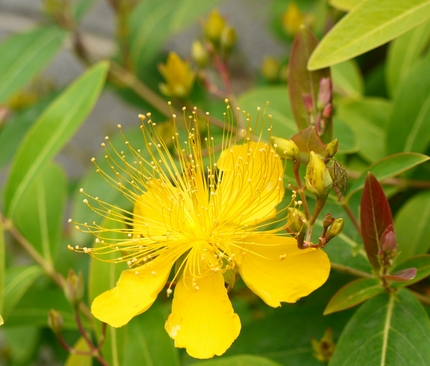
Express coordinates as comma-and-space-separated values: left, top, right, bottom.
1, 215, 64, 288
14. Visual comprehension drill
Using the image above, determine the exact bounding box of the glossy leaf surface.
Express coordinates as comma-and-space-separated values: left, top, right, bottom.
390, 255, 430, 288
324, 278, 382, 315
0, 26, 66, 104
330, 289, 430, 365
386, 20, 430, 97
309, 0, 430, 70
3, 266, 43, 320
123, 302, 180, 366
4, 62, 108, 218
386, 52, 430, 154
13, 163, 66, 262
347, 153, 430, 198
395, 191, 430, 261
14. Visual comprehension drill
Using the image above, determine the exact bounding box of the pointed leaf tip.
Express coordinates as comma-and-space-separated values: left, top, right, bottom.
381, 268, 417, 282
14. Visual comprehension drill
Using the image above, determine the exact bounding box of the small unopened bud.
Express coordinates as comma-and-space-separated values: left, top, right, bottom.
325, 218, 344, 242
48, 309, 64, 335
325, 138, 339, 159
322, 213, 334, 229
317, 77, 332, 109
271, 137, 300, 161
262, 57, 280, 83
286, 208, 308, 235
220, 26, 237, 51
192, 41, 209, 68
322, 103, 332, 118
305, 151, 333, 199
223, 268, 237, 289
281, 2, 304, 37
380, 225, 397, 255
204, 9, 226, 44
158, 52, 195, 98
64, 269, 84, 307
311, 327, 335, 363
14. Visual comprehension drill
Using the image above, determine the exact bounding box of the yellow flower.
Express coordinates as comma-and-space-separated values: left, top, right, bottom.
71, 102, 330, 359
158, 52, 195, 98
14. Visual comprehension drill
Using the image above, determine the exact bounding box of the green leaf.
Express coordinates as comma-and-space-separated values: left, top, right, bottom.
332, 60, 364, 99
4, 61, 109, 218
6, 286, 76, 328
333, 119, 358, 154
288, 27, 331, 139
123, 302, 180, 366
13, 162, 66, 262
395, 191, 430, 261
73, 0, 98, 20
2, 265, 43, 320
386, 52, 430, 154
386, 20, 430, 98
360, 173, 394, 270
336, 98, 392, 163
324, 278, 383, 315
0, 26, 67, 104
309, 0, 430, 70
328, 0, 363, 11
238, 86, 297, 141
129, 0, 221, 75
89, 218, 127, 366
190, 355, 283, 366
0, 93, 57, 168
65, 337, 92, 366
1, 327, 40, 365
390, 255, 430, 288
347, 153, 430, 198
330, 289, 430, 365
0, 218, 4, 315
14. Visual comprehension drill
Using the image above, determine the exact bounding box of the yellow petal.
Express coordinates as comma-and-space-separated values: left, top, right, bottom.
165, 271, 241, 359
91, 255, 174, 328
233, 234, 330, 307
133, 179, 179, 238
215, 141, 284, 225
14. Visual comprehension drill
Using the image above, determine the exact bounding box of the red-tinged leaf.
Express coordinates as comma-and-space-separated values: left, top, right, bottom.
324, 277, 383, 315
380, 268, 417, 282
391, 254, 430, 288
288, 27, 332, 141
360, 172, 394, 270
290, 126, 327, 156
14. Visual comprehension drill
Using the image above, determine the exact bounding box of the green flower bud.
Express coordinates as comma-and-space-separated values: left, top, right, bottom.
64, 269, 84, 307
325, 218, 344, 242
271, 136, 300, 161
48, 309, 64, 335
325, 139, 339, 159
305, 151, 333, 198
286, 208, 307, 235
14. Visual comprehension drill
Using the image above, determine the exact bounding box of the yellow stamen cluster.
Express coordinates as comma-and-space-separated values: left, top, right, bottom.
69, 100, 293, 286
